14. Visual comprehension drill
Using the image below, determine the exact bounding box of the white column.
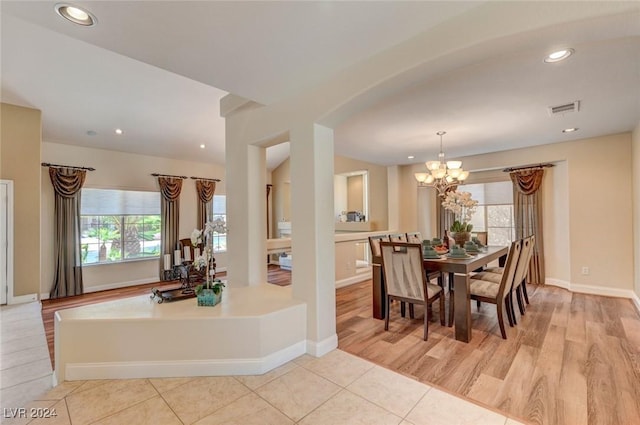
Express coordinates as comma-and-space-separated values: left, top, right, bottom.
290, 123, 337, 356
225, 128, 267, 287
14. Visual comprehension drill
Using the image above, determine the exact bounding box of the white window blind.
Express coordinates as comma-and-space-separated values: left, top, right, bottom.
81, 189, 160, 215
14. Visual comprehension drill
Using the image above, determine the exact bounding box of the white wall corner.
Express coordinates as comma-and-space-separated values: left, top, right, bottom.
306, 334, 338, 358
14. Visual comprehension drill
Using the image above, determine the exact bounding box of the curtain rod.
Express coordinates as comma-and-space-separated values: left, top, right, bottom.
190, 176, 221, 182
151, 173, 187, 179
41, 162, 95, 171
502, 163, 554, 173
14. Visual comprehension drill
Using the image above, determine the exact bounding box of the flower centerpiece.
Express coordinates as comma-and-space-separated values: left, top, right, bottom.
191, 218, 227, 306
441, 191, 478, 246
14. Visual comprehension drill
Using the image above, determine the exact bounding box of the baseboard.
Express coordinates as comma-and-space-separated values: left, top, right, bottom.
335, 272, 371, 289
631, 292, 640, 314
544, 278, 570, 290
64, 341, 306, 381
8, 293, 38, 304
306, 333, 338, 357
546, 278, 639, 302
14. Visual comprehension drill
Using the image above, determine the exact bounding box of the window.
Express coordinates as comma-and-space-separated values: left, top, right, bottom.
208, 195, 227, 253
459, 182, 515, 246
80, 189, 161, 264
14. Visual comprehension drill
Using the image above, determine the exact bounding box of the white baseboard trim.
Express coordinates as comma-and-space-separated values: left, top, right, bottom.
306, 334, 338, 357
335, 272, 371, 289
546, 278, 639, 305
631, 292, 640, 314
64, 341, 306, 381
8, 293, 38, 304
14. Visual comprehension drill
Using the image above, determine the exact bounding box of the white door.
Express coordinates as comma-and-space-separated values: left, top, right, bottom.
0, 182, 7, 304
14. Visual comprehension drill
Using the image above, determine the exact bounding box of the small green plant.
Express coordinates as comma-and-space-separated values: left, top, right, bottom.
195, 279, 225, 296
451, 220, 473, 232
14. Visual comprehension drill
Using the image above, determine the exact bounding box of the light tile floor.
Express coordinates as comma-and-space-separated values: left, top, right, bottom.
1, 303, 526, 425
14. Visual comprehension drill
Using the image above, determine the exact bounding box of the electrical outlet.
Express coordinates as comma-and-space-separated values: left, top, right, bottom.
581, 266, 589, 275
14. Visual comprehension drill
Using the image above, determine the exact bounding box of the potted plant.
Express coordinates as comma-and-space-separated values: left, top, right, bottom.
441, 191, 478, 246
190, 219, 227, 306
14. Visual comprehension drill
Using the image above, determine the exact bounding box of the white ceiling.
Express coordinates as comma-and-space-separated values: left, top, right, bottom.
2, 1, 639, 171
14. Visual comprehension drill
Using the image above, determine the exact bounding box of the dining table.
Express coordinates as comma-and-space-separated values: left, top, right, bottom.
422, 245, 509, 342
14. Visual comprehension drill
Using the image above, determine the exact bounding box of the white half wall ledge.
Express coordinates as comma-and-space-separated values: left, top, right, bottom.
63, 341, 307, 383
545, 278, 640, 313
54, 284, 307, 383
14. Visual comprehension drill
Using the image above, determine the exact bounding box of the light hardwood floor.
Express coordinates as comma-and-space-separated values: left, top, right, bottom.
336, 280, 640, 425
40, 272, 640, 425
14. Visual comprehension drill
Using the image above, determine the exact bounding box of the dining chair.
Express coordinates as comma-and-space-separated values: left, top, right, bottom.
449, 240, 521, 339
483, 234, 534, 308
389, 233, 407, 242
368, 235, 389, 262
405, 231, 422, 244
406, 231, 444, 291
380, 242, 445, 340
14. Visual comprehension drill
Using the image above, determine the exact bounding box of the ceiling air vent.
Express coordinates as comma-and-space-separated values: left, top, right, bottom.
548, 101, 580, 116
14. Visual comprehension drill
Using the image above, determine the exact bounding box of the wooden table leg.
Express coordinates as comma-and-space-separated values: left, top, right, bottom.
453, 272, 472, 342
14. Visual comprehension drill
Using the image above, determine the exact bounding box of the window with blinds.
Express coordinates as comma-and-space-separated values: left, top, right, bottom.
80, 188, 161, 264
458, 181, 514, 246
208, 194, 227, 253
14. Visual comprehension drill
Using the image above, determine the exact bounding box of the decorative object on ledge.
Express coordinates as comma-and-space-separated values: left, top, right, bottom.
195, 279, 225, 307
150, 286, 197, 304
414, 131, 469, 197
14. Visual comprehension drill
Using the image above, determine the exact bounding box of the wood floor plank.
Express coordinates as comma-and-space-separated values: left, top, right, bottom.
40, 273, 640, 425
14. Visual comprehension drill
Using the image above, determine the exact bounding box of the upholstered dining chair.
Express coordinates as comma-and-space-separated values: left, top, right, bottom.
449, 240, 521, 339
389, 233, 408, 242
368, 235, 389, 262
482, 235, 534, 316
380, 242, 445, 340
405, 231, 444, 290
405, 231, 422, 244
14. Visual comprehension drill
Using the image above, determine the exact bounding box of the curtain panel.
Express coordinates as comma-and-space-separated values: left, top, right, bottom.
435, 186, 456, 239
158, 177, 183, 280
49, 168, 86, 298
195, 180, 216, 231
510, 169, 545, 284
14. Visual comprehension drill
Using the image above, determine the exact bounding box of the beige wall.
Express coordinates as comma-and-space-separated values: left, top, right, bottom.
399, 133, 633, 291
1, 103, 41, 297
271, 157, 291, 237
41, 142, 226, 295
347, 175, 363, 212
633, 121, 640, 298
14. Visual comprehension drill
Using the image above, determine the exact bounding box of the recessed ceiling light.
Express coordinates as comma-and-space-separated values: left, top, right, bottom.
115, 128, 123, 135
544, 48, 574, 63
200, 144, 206, 149
562, 127, 579, 133
55, 3, 97, 26
407, 155, 415, 159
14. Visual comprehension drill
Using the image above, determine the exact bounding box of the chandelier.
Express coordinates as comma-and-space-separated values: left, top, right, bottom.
414, 131, 469, 197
